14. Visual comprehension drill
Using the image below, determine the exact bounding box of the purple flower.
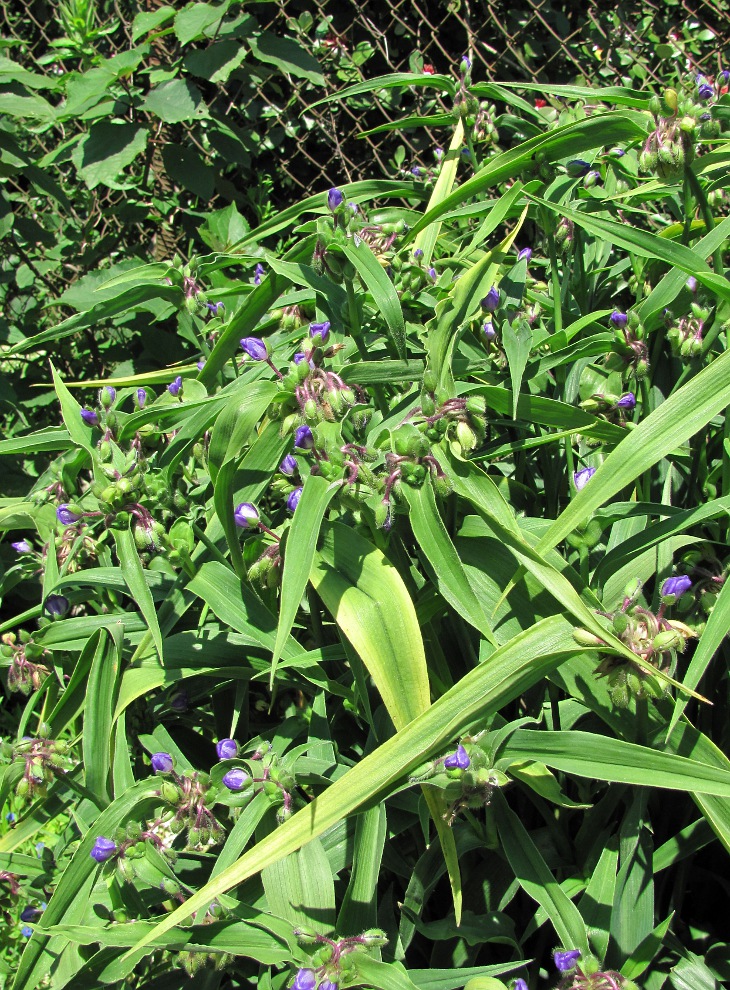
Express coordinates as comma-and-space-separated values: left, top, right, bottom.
234, 503, 259, 529
56, 504, 81, 526
514, 981, 529, 990
566, 159, 591, 177
11, 540, 31, 553
21, 925, 33, 938
698, 83, 714, 101
460, 55, 471, 71
309, 321, 331, 345
686, 276, 698, 293
80, 408, 99, 427
20, 904, 44, 922
137, 388, 147, 409
348, 202, 359, 214
45, 594, 70, 617
222, 768, 250, 791
517, 247, 532, 263
661, 575, 693, 600
197, 359, 206, 371
481, 286, 500, 312
254, 263, 265, 285
279, 454, 298, 476
327, 188, 344, 211
616, 392, 636, 410
168, 376, 183, 397
554, 949, 581, 972
294, 425, 314, 450
411, 166, 421, 177
610, 147, 626, 157
6, 812, 16, 823
413, 248, 424, 259
720, 70, 730, 84
240, 337, 268, 361
434, 147, 444, 160
287, 487, 303, 513
292, 969, 317, 990
90, 836, 117, 863
483, 322, 496, 340
293, 352, 312, 367
319, 981, 338, 990
443, 744, 470, 770
206, 301, 224, 316
428, 267, 437, 281
216, 738, 238, 760
150, 752, 174, 774
610, 310, 628, 329
573, 467, 596, 491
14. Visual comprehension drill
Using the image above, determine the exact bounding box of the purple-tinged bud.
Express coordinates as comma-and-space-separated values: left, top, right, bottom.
616, 392, 636, 410
319, 981, 338, 990
294, 425, 314, 450
309, 321, 331, 345
554, 949, 581, 972
292, 969, 317, 990
240, 337, 268, 361
170, 690, 188, 712
428, 267, 437, 281
573, 467, 596, 491
461, 147, 471, 157
99, 386, 116, 408
348, 202, 359, 214
443, 744, 470, 770
327, 188, 344, 211
254, 263, 265, 285
686, 276, 698, 293
150, 752, 174, 773
21, 926, 33, 938
80, 408, 99, 427
216, 738, 238, 760
197, 359, 206, 371
413, 248, 424, 259
517, 247, 532, 262
234, 503, 259, 529
45, 594, 70, 617
56, 503, 82, 526
11, 540, 31, 553
483, 322, 496, 340
20, 905, 43, 922
610, 310, 628, 329
287, 487, 303, 513
481, 286, 500, 312
434, 147, 444, 160
168, 376, 183, 397
720, 70, 730, 84
411, 166, 421, 177
90, 836, 117, 863
583, 169, 601, 188
566, 159, 591, 177
514, 981, 528, 990
279, 454, 298, 476
206, 301, 224, 316
222, 768, 250, 791
661, 575, 693, 600
460, 55, 471, 71
137, 388, 147, 409
698, 83, 714, 101
610, 147, 626, 157
293, 352, 313, 368
6, 812, 16, 823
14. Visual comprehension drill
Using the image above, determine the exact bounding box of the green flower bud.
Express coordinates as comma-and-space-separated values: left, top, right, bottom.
572, 628, 606, 648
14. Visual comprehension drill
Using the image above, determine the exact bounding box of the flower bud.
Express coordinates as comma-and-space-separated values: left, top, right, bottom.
234, 503, 259, 529
168, 376, 183, 397
222, 768, 251, 791
327, 188, 344, 212
443, 744, 470, 770
150, 752, 174, 774
481, 286, 500, 312
294, 425, 314, 450
240, 337, 268, 361
660, 575, 692, 601
80, 408, 99, 427
56, 503, 83, 526
216, 738, 238, 760
45, 594, 70, 617
573, 467, 596, 491
287, 487, 303, 512
90, 836, 117, 863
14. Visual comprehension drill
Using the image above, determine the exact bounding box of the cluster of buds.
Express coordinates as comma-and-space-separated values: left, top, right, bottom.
5, 728, 74, 803
417, 388, 488, 455
165, 255, 224, 317
216, 741, 301, 824
312, 188, 408, 281
412, 739, 506, 825
640, 75, 724, 182
574, 576, 695, 707
391, 248, 439, 299
665, 297, 713, 359
606, 310, 649, 380
151, 752, 226, 849
290, 928, 388, 990
566, 158, 602, 189
1, 631, 51, 695
551, 949, 639, 990
578, 390, 636, 425
89, 818, 181, 890
473, 101, 499, 145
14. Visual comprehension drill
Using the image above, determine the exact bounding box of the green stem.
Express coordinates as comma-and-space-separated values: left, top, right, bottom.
543, 208, 563, 336
686, 168, 724, 275
192, 523, 230, 568
681, 167, 694, 245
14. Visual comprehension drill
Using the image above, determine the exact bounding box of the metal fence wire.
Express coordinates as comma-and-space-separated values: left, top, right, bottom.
3, 0, 730, 206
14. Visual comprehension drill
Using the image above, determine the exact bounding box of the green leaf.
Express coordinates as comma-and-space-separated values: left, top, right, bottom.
262, 836, 335, 933
113, 526, 163, 659
249, 32, 324, 85
502, 317, 533, 420
493, 791, 589, 953
340, 238, 406, 358
161, 143, 215, 199
71, 122, 148, 189
83, 625, 123, 806
336, 805, 387, 935
143, 79, 205, 124
307, 72, 456, 110
271, 474, 340, 686
310, 521, 430, 729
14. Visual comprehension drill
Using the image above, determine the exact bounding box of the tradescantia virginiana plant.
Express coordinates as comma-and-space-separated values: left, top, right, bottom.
2, 54, 730, 990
